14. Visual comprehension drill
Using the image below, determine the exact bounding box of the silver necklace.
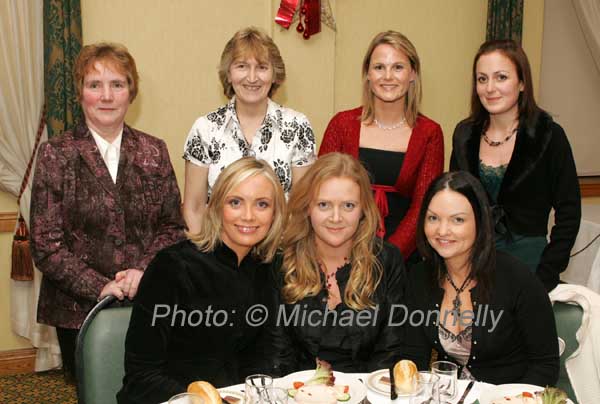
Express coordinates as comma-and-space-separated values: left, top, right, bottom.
374, 117, 406, 130
446, 273, 471, 316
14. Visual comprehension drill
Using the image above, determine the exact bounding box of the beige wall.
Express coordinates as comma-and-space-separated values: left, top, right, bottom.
1, 0, 553, 352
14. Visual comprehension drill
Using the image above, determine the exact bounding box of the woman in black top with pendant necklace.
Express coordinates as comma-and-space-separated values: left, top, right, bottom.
118, 158, 286, 404
403, 171, 559, 386
275, 153, 406, 374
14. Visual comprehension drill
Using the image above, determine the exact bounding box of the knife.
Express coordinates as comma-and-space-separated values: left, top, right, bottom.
389, 365, 397, 400
457, 380, 475, 404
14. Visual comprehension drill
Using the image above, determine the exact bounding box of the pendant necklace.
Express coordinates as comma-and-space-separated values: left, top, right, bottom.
374, 117, 406, 131
446, 272, 471, 316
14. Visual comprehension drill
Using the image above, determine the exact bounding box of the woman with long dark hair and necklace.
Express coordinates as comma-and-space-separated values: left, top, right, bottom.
450, 39, 580, 291
403, 171, 559, 386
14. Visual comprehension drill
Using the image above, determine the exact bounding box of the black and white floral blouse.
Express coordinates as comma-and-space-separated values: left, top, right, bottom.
183, 97, 316, 195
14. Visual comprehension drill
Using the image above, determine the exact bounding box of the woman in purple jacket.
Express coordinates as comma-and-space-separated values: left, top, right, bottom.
30, 42, 185, 382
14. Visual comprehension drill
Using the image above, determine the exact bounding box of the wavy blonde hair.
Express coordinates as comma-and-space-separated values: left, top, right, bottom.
188, 158, 286, 262
281, 153, 383, 310
361, 31, 422, 127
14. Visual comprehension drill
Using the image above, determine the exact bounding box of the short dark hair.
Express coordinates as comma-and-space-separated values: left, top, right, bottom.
469, 39, 541, 129
416, 171, 495, 302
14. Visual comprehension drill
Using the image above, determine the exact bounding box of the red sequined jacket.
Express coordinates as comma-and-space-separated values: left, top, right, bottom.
30, 123, 185, 329
319, 107, 444, 257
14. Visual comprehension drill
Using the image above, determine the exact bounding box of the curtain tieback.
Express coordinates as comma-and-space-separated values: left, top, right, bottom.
11, 103, 46, 281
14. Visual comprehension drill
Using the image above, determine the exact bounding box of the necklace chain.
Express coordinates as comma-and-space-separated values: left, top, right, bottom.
374, 117, 406, 131
446, 273, 471, 316
483, 127, 518, 147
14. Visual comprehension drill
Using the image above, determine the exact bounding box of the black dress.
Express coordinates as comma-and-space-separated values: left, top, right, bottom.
275, 241, 407, 374
117, 240, 280, 404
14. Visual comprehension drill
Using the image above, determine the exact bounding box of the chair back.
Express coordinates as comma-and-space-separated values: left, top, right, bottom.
553, 301, 583, 403
76, 296, 133, 404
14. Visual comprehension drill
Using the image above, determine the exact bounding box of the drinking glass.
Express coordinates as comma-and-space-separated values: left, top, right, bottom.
167, 392, 205, 404
409, 372, 440, 404
431, 361, 458, 402
260, 387, 289, 404
244, 374, 273, 404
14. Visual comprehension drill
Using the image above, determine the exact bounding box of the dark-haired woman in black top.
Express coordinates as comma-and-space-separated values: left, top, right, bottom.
450, 39, 580, 291
403, 171, 559, 386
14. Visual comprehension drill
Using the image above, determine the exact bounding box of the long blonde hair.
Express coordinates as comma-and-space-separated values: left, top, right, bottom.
188, 158, 286, 262
281, 153, 383, 310
360, 30, 422, 127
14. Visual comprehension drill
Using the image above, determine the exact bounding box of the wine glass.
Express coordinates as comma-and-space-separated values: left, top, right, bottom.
409, 371, 440, 404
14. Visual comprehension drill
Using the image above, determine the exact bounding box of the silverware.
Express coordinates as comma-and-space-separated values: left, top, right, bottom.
389, 366, 397, 400
457, 380, 475, 404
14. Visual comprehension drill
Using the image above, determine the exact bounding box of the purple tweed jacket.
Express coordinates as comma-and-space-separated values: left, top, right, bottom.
30, 123, 186, 329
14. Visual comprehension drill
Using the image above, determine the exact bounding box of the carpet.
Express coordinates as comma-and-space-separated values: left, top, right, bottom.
0, 370, 76, 404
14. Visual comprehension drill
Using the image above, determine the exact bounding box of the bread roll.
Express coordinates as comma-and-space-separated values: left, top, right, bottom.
187, 381, 222, 404
393, 359, 418, 394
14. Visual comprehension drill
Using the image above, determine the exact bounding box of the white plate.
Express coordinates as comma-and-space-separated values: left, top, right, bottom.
218, 389, 245, 403
479, 384, 573, 404
276, 370, 367, 404
365, 369, 392, 396
365, 369, 416, 398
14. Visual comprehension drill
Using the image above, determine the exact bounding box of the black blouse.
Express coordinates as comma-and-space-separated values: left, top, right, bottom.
275, 241, 407, 374
117, 240, 279, 404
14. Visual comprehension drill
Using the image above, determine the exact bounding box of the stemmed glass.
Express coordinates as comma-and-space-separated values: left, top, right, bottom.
244, 374, 274, 404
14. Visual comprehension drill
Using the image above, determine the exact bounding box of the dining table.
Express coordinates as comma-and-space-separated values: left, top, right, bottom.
165, 373, 495, 404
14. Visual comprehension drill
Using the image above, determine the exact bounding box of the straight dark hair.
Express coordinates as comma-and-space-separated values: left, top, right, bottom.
416, 171, 495, 303
469, 39, 542, 131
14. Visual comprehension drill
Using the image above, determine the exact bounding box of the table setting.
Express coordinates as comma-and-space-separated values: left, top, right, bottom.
162, 359, 573, 404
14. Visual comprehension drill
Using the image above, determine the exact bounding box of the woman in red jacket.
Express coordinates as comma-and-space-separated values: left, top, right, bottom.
319, 31, 443, 263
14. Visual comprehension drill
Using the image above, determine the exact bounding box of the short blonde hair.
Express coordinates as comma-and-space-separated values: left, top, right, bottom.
74, 42, 139, 102
189, 158, 286, 262
218, 27, 286, 98
281, 153, 383, 310
361, 31, 422, 127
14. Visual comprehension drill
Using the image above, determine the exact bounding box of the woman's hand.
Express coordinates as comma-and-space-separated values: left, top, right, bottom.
115, 268, 144, 299
99, 279, 126, 301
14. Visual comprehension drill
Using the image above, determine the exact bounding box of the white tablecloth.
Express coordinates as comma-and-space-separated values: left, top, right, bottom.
172, 374, 493, 404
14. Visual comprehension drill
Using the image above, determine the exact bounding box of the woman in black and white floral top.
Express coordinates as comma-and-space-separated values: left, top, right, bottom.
183, 27, 316, 233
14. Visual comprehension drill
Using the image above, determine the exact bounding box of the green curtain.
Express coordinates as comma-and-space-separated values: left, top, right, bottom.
486, 0, 524, 44
44, 0, 82, 138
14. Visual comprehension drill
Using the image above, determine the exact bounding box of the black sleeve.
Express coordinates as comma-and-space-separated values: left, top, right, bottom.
537, 124, 581, 291
368, 245, 407, 370
117, 251, 185, 404
399, 268, 434, 370
240, 261, 298, 378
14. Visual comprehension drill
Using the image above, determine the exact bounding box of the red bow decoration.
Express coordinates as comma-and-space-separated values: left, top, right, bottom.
275, 0, 321, 40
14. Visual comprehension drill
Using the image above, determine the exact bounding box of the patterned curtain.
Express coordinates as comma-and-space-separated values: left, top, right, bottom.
44, 0, 82, 138
486, 0, 524, 44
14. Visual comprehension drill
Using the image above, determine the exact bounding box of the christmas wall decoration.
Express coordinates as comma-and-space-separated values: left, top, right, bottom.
275, 0, 336, 40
